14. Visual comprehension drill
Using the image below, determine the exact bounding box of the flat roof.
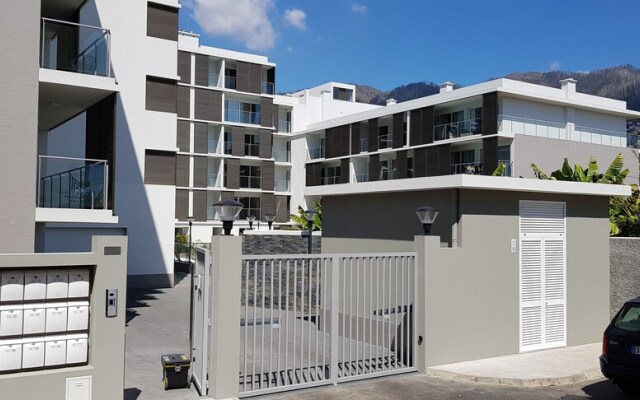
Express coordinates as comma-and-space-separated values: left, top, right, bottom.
305, 175, 631, 197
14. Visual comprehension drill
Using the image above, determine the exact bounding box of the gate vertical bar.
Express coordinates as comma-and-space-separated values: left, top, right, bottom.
330, 256, 340, 383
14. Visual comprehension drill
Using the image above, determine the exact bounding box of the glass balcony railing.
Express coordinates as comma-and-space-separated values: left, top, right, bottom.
360, 138, 368, 152
40, 18, 111, 77
354, 172, 369, 183
307, 146, 325, 160
273, 150, 291, 162
208, 72, 220, 87
207, 175, 223, 187
224, 109, 261, 125
274, 180, 291, 192
628, 132, 640, 148
225, 76, 236, 89
37, 155, 108, 209
278, 120, 291, 133
262, 82, 275, 95
434, 118, 482, 141
321, 176, 340, 185
450, 161, 483, 175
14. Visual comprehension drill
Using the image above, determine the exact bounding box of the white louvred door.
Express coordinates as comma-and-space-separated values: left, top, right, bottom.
519, 201, 566, 352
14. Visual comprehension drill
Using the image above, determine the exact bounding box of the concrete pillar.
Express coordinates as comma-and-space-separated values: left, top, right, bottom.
208, 235, 242, 399
414, 234, 440, 373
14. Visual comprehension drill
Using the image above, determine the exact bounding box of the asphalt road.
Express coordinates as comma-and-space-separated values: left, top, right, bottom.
258, 374, 633, 400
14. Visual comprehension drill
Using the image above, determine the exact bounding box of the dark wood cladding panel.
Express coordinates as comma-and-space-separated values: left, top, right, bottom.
232, 127, 244, 157
409, 109, 422, 146
259, 129, 272, 159
249, 63, 262, 94
483, 92, 498, 135
193, 156, 207, 188
368, 118, 379, 152
426, 147, 439, 177
147, 3, 178, 41
236, 61, 250, 93
325, 128, 335, 159
177, 86, 190, 118
340, 125, 351, 156
261, 193, 276, 219
145, 150, 176, 185
340, 158, 350, 184
438, 144, 451, 176
194, 122, 208, 154
276, 195, 288, 222
262, 160, 275, 191
350, 122, 361, 155
210, 90, 222, 121
193, 191, 207, 221
421, 106, 434, 144
226, 158, 240, 189
368, 154, 380, 182
175, 155, 189, 187
178, 51, 191, 84
175, 189, 188, 220
395, 150, 408, 179
393, 113, 404, 148
482, 136, 499, 175
194, 54, 209, 86
177, 120, 190, 152
306, 163, 321, 186
261, 97, 274, 128
413, 148, 427, 178
146, 76, 176, 113
193, 88, 208, 120
221, 191, 235, 201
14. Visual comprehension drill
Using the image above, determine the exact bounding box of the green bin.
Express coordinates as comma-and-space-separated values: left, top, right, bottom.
161, 354, 191, 390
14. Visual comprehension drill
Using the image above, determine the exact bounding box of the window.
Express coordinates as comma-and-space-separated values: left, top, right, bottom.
333, 87, 353, 101
225, 100, 261, 124
245, 133, 259, 157
498, 145, 511, 161
238, 196, 260, 220
240, 165, 261, 188
614, 305, 640, 332
225, 67, 237, 89
321, 166, 340, 185
224, 131, 232, 155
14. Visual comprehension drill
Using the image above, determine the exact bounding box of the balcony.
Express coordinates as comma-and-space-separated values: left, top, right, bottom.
354, 172, 369, 183
262, 82, 275, 95
321, 176, 341, 185
207, 139, 232, 155
225, 109, 261, 125
434, 118, 482, 141
450, 161, 483, 175
274, 180, 291, 192
208, 72, 220, 87
225, 76, 236, 89
40, 18, 111, 77
273, 150, 290, 162
307, 146, 325, 160
208, 175, 223, 188
278, 120, 291, 133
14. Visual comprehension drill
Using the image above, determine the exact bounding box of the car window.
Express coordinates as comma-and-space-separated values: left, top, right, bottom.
614, 305, 640, 332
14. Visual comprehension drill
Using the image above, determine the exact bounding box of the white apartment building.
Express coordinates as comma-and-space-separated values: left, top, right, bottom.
1, 0, 639, 289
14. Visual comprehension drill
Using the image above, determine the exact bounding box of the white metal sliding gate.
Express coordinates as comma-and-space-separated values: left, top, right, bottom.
239, 253, 417, 397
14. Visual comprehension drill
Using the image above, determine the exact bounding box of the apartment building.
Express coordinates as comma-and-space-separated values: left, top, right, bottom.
298, 78, 640, 203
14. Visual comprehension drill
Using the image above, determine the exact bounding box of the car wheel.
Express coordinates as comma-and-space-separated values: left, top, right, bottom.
617, 379, 640, 395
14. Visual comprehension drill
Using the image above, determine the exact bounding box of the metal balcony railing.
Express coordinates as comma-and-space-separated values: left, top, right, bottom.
274, 180, 291, 192
307, 146, 325, 160
40, 18, 111, 77
37, 155, 108, 209
434, 118, 482, 141
225, 109, 261, 125
262, 82, 275, 95
450, 161, 483, 175
321, 176, 340, 185
272, 150, 291, 162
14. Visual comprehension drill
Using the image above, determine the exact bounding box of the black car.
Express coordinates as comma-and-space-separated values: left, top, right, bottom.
601, 297, 640, 394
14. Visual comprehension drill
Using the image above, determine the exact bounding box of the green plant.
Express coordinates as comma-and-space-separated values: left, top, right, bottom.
290, 200, 322, 230
492, 162, 506, 176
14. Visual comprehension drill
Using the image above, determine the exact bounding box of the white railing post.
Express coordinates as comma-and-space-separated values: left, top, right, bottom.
329, 256, 340, 383
208, 235, 243, 399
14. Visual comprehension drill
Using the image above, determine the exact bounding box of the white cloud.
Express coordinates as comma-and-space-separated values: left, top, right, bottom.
189, 0, 277, 51
548, 61, 563, 71
286, 46, 294, 52
284, 8, 307, 30
352, 3, 367, 14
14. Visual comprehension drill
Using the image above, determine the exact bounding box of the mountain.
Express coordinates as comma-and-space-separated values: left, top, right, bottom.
354, 65, 640, 114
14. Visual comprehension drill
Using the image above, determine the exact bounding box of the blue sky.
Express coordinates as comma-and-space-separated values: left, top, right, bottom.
179, 0, 640, 93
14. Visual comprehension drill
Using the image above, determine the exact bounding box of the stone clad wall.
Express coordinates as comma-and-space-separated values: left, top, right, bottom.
242, 234, 322, 255
610, 238, 640, 317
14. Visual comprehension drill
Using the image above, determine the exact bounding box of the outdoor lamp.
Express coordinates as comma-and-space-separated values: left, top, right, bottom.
213, 199, 243, 235
415, 206, 439, 235
246, 215, 256, 230
303, 209, 315, 254
265, 213, 276, 230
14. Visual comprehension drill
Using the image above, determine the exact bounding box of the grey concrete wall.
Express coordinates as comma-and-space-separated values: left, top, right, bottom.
322, 189, 611, 367
513, 134, 639, 182
610, 238, 640, 317
0, 236, 128, 400
243, 233, 321, 254
322, 238, 414, 253
0, 0, 40, 252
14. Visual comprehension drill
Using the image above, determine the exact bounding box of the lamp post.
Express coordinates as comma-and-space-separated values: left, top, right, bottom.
246, 215, 256, 230
213, 199, 244, 235
265, 213, 276, 230
415, 206, 439, 235
303, 209, 315, 254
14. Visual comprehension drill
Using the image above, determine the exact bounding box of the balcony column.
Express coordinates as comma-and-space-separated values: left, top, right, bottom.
565, 106, 576, 141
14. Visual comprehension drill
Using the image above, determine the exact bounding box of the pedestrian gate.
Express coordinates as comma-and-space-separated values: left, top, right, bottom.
192, 252, 417, 397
